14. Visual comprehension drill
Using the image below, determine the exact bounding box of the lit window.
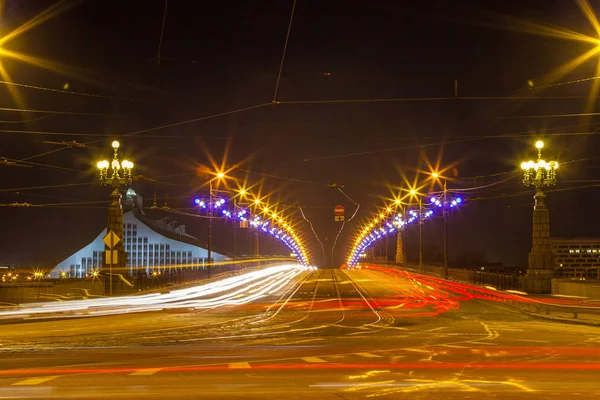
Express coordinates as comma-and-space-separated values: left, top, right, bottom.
559, 263, 563, 267
576, 249, 580, 253
569, 250, 574, 253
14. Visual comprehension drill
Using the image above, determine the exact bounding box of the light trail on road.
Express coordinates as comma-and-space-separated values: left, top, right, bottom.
0, 264, 314, 320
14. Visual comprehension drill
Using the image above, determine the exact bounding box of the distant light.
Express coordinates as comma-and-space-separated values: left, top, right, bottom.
456, 198, 462, 203
430, 197, 436, 203
111, 140, 120, 149
194, 198, 201, 205
220, 199, 225, 204
535, 140, 544, 149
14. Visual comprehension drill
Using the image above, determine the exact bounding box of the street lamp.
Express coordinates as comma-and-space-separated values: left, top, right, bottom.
207, 171, 227, 265
430, 171, 450, 279
520, 140, 558, 283
97, 140, 134, 296
408, 189, 424, 273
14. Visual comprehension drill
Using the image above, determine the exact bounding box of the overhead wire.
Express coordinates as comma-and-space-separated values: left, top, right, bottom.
155, 0, 169, 65
272, 0, 297, 103
0, 107, 113, 115
298, 206, 326, 266
330, 187, 360, 266
0, 79, 135, 100
0, 182, 95, 193
277, 95, 599, 105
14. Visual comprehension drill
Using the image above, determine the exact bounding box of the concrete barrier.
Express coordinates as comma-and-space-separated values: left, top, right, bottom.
552, 279, 600, 300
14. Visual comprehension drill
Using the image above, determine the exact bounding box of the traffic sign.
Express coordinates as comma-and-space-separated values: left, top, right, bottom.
334, 205, 345, 216
105, 250, 118, 264
103, 230, 120, 249
335, 215, 345, 222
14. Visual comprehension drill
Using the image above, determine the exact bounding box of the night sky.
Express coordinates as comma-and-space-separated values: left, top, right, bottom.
1, 0, 599, 269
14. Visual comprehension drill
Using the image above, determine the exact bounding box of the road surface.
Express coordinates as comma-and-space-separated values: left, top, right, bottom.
1, 265, 599, 399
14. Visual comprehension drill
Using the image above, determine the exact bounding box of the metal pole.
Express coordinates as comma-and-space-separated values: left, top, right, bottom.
402, 205, 407, 266
443, 180, 448, 279
208, 181, 212, 263
419, 197, 423, 273
109, 230, 113, 297
233, 197, 236, 262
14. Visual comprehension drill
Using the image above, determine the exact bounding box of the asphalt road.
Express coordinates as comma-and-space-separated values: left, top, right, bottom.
1, 265, 600, 399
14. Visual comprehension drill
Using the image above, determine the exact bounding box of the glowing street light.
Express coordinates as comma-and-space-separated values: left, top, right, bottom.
97, 140, 134, 296
520, 140, 558, 285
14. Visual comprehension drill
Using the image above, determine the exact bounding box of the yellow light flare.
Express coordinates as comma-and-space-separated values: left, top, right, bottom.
577, 0, 600, 38
483, 0, 600, 118
0, 0, 79, 47
0, 60, 26, 110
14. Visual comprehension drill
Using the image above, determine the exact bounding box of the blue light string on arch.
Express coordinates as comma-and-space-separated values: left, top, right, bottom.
347, 194, 464, 267
193, 196, 309, 266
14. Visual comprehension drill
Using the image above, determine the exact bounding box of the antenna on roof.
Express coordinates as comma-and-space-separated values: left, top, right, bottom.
152, 185, 158, 209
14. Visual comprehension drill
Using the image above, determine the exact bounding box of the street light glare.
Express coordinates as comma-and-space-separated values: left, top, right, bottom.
217, 172, 225, 179
432, 172, 439, 178
535, 140, 544, 149
410, 189, 417, 195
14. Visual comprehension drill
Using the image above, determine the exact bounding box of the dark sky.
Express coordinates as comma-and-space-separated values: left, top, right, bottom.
1, 0, 599, 268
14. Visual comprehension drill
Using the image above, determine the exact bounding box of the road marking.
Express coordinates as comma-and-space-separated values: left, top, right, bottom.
129, 368, 162, 376
228, 362, 251, 369
355, 352, 382, 358
12, 376, 60, 386
302, 357, 327, 363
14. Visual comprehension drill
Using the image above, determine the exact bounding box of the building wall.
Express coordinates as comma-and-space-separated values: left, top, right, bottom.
51, 211, 227, 278
551, 238, 600, 279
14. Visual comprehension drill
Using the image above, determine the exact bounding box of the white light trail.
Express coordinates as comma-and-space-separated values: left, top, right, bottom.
0, 264, 309, 320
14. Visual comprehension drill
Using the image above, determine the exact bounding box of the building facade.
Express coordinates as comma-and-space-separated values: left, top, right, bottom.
551, 237, 600, 279
50, 190, 229, 278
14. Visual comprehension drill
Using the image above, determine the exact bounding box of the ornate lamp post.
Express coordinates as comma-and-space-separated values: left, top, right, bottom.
520, 140, 558, 293
97, 140, 134, 296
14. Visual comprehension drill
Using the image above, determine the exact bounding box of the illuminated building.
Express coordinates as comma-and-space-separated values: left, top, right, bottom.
551, 237, 600, 279
50, 190, 229, 278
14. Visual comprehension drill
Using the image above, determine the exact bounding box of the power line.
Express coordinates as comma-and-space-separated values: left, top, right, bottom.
0, 156, 80, 172
238, 168, 330, 187
0, 106, 112, 115
449, 173, 521, 192
0, 80, 135, 100
277, 95, 598, 105
272, 0, 297, 103
123, 103, 271, 137
504, 112, 600, 119
0, 182, 94, 193
155, 0, 169, 66
0, 128, 110, 137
